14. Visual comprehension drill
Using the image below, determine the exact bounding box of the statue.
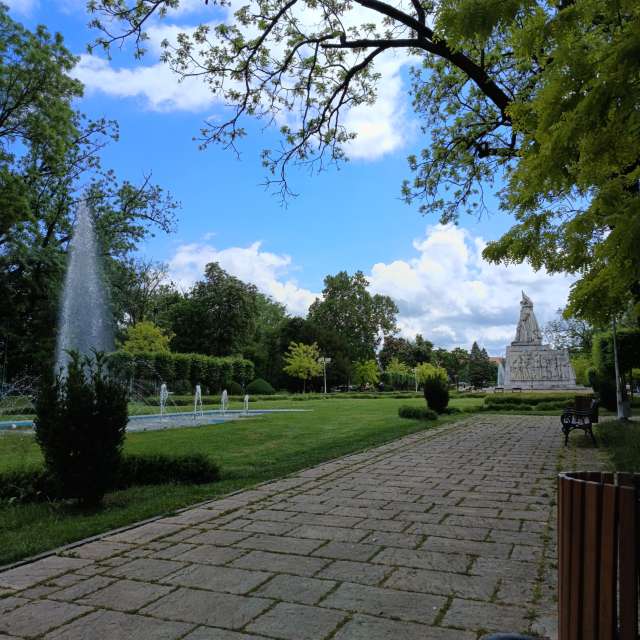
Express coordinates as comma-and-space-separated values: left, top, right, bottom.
514, 291, 542, 344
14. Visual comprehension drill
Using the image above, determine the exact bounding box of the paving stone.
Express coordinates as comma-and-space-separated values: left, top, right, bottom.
44, 609, 193, 639
353, 518, 407, 532
153, 542, 197, 559
183, 628, 265, 640
161, 509, 221, 526
247, 509, 298, 522
235, 534, 324, 555
105, 522, 185, 545
0, 596, 28, 614
291, 513, 364, 528
442, 598, 530, 633
332, 614, 476, 640
312, 541, 380, 562
107, 558, 186, 581
0, 556, 91, 590
421, 536, 512, 558
372, 547, 469, 573
166, 564, 272, 594
171, 544, 246, 567
406, 522, 489, 541
141, 587, 272, 629
322, 582, 446, 624
316, 560, 390, 586
230, 550, 328, 577
0, 600, 91, 637
511, 545, 542, 562
241, 520, 297, 535
186, 530, 251, 546
246, 602, 346, 640
384, 567, 497, 600
471, 557, 538, 581
361, 531, 422, 548
254, 574, 335, 604
50, 575, 115, 601
64, 541, 132, 561
79, 578, 173, 612
287, 524, 369, 543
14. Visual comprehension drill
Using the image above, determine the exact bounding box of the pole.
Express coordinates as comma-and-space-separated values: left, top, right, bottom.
323, 358, 327, 395
612, 316, 626, 420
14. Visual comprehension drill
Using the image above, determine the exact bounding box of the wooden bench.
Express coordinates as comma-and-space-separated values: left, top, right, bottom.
560, 398, 599, 446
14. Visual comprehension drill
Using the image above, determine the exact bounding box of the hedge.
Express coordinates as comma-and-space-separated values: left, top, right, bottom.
106, 351, 254, 394
398, 405, 438, 421
0, 454, 220, 505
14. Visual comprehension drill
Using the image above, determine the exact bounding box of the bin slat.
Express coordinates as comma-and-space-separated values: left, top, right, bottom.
618, 485, 638, 640
569, 480, 584, 640
582, 481, 601, 640
598, 482, 617, 640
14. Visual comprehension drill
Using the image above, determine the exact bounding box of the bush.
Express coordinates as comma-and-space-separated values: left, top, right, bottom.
0, 406, 36, 416
247, 378, 276, 395
442, 406, 462, 414
416, 364, 449, 413
34, 353, 128, 507
117, 453, 220, 487
226, 381, 243, 395
398, 405, 438, 421
0, 468, 52, 503
172, 379, 192, 394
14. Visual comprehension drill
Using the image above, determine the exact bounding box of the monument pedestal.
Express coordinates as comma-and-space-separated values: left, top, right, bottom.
504, 343, 580, 390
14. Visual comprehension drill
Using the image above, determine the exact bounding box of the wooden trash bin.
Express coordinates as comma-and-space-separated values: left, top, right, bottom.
558, 471, 639, 640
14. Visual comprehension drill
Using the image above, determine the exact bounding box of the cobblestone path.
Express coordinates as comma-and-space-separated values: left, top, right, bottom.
0, 415, 605, 639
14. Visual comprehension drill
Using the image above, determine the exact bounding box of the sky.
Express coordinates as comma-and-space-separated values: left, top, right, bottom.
7, 0, 575, 355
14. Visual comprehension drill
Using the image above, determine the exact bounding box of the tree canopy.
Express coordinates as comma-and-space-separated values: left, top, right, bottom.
90, 0, 640, 323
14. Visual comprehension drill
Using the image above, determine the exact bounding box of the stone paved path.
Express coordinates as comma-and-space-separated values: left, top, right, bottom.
0, 415, 605, 640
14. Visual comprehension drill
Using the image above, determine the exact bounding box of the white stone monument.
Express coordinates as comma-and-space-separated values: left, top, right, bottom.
503, 292, 579, 390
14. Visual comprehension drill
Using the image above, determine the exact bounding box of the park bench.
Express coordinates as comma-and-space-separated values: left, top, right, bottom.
560, 397, 599, 446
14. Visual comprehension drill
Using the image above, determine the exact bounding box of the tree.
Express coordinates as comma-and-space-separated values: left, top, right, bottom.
92, 0, 640, 322
282, 341, 322, 392
433, 347, 469, 390
168, 262, 258, 356
467, 342, 494, 389
0, 7, 177, 378
353, 359, 380, 389
308, 271, 398, 363
384, 358, 413, 390
379, 334, 432, 369
121, 321, 173, 354
543, 310, 594, 354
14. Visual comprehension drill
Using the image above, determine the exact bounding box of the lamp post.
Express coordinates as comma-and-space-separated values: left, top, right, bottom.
318, 357, 332, 395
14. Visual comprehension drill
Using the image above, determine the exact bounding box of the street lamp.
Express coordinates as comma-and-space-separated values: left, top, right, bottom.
318, 356, 332, 394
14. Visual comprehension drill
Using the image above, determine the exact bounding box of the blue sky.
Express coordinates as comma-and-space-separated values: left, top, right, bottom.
9, 0, 574, 355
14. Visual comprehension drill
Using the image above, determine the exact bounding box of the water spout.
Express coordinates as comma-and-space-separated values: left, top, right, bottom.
55, 203, 113, 372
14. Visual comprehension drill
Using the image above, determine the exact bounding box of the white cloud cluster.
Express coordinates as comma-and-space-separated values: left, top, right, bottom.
167, 224, 574, 355
168, 240, 319, 316
368, 224, 574, 354
4, 0, 39, 14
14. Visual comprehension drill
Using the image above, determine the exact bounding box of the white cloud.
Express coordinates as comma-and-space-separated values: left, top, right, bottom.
368, 224, 574, 354
166, 224, 574, 355
168, 240, 319, 316
4, 0, 39, 14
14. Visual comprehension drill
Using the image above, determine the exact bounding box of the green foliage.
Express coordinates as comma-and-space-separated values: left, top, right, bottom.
398, 405, 438, 421
416, 363, 450, 413
433, 348, 469, 389
117, 453, 220, 488
121, 321, 173, 354
353, 359, 380, 388
597, 420, 640, 472
34, 353, 128, 506
246, 378, 276, 395
383, 358, 414, 390
571, 354, 592, 387
283, 342, 322, 392
379, 335, 432, 369
308, 271, 397, 363
105, 351, 253, 394
467, 342, 494, 389
226, 381, 243, 395
168, 263, 258, 356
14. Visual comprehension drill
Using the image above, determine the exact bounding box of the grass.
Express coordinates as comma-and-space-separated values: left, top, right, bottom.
596, 419, 640, 472
0, 397, 468, 566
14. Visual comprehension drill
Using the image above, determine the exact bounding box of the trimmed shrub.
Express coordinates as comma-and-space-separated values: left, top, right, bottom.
247, 378, 276, 395
416, 364, 449, 413
34, 352, 128, 507
442, 406, 462, 414
0, 468, 52, 503
227, 381, 243, 395
172, 379, 192, 394
173, 354, 191, 383
153, 352, 175, 383
398, 406, 438, 421
0, 406, 36, 416
117, 453, 220, 487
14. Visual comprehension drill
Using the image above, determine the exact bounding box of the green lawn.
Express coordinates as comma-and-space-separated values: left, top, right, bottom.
0, 397, 471, 566
596, 419, 640, 472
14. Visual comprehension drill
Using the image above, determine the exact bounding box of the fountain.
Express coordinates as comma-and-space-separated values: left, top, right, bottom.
221, 389, 229, 413
55, 203, 113, 372
159, 383, 169, 416
194, 384, 203, 418
243, 393, 249, 415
